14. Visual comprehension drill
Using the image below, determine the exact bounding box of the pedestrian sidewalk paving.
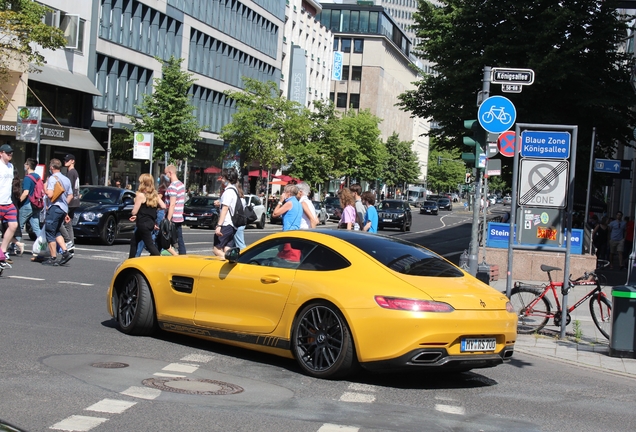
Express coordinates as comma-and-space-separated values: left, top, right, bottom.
490, 277, 636, 378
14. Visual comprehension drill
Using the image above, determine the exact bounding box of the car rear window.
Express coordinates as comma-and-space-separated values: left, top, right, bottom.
343, 235, 463, 277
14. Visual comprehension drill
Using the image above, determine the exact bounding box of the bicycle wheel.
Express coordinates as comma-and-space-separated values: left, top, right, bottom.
589, 294, 612, 339
508, 287, 552, 334
482, 111, 494, 124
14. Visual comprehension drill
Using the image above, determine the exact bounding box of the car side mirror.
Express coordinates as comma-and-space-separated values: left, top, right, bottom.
123, 197, 134, 206
225, 247, 240, 263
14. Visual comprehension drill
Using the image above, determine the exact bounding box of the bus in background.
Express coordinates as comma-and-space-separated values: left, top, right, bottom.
406, 186, 427, 207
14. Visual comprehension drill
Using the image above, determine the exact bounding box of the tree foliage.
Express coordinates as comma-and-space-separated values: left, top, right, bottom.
383, 132, 421, 188
0, 0, 66, 110
426, 147, 465, 193
221, 78, 304, 178
398, 0, 636, 186
337, 109, 386, 183
126, 56, 201, 162
286, 100, 341, 186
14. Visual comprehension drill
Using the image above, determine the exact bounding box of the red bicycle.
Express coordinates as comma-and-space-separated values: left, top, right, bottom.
507, 261, 612, 339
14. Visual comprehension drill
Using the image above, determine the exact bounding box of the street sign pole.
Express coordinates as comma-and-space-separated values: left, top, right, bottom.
469, 66, 491, 276
584, 127, 596, 230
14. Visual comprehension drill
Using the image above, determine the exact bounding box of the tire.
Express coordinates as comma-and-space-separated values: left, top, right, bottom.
100, 215, 117, 245
589, 294, 612, 339
400, 220, 406, 232
292, 302, 356, 379
257, 213, 266, 229
116, 272, 156, 335
406, 219, 411, 231
508, 287, 552, 334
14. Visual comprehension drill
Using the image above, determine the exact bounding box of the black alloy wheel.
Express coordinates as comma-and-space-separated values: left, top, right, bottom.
117, 272, 156, 335
292, 302, 356, 379
100, 215, 117, 245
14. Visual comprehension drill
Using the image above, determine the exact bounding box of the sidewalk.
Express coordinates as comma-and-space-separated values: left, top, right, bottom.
491, 270, 636, 378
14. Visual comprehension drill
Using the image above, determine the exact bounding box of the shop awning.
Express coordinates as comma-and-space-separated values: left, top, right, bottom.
41, 128, 104, 151
248, 169, 269, 177
28, 64, 102, 96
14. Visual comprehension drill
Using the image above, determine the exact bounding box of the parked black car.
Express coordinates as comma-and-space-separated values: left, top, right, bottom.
183, 196, 220, 229
437, 197, 453, 211
72, 186, 136, 245
324, 196, 342, 222
419, 200, 439, 215
377, 199, 412, 231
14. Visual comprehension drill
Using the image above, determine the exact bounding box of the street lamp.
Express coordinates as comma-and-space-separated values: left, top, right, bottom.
105, 112, 115, 186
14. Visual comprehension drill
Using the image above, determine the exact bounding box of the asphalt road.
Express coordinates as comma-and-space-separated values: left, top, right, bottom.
1, 207, 634, 432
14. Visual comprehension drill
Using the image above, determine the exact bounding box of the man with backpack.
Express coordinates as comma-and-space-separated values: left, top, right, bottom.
15, 158, 44, 252
213, 168, 244, 257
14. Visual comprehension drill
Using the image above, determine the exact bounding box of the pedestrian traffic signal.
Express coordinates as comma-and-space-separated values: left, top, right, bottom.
465, 173, 471, 184
462, 119, 486, 168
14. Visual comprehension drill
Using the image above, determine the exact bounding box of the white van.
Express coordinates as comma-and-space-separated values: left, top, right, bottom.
406, 187, 427, 206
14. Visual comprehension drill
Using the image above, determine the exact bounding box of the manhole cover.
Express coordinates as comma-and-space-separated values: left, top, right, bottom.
91, 362, 129, 369
142, 377, 244, 395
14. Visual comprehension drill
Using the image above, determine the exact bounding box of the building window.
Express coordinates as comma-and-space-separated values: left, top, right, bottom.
330, 92, 335, 102
333, 37, 339, 50
349, 94, 360, 109
341, 65, 350, 81
341, 38, 351, 53
44, 8, 81, 50
353, 39, 364, 53
336, 93, 347, 108
351, 66, 362, 81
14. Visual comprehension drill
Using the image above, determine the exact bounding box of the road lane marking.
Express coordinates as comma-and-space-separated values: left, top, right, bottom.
181, 353, 215, 363
338, 392, 375, 403
153, 372, 186, 378
162, 362, 199, 373
85, 399, 136, 414
120, 386, 161, 400
50, 415, 108, 431
434, 404, 465, 415
347, 383, 377, 392
58, 281, 94, 286
8, 276, 45, 281
318, 424, 359, 432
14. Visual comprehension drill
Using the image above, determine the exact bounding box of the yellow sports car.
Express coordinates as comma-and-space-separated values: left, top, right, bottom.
107, 230, 517, 379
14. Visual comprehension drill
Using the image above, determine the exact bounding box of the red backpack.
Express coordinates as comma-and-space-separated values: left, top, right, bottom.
27, 174, 45, 211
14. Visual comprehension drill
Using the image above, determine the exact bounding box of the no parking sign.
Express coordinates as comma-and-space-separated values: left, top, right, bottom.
498, 131, 516, 157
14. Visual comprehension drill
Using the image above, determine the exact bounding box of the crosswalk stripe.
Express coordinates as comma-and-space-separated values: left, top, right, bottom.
85, 399, 136, 414
49, 415, 108, 431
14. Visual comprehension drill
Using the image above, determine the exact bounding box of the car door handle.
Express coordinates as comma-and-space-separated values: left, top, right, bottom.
261, 275, 280, 284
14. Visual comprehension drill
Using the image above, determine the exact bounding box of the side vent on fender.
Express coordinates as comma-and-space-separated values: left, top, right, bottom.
171, 276, 194, 294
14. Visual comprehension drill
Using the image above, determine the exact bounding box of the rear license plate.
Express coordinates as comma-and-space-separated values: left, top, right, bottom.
383, 218, 392, 222
185, 216, 197, 221
460, 338, 496, 352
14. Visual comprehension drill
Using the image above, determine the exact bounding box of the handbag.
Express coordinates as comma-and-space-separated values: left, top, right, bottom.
51, 178, 65, 203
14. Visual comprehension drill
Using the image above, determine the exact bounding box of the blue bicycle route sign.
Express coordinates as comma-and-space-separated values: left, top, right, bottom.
520, 130, 571, 159
594, 158, 621, 174
478, 96, 516, 134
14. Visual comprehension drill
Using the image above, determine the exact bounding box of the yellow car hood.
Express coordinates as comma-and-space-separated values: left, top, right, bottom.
393, 272, 509, 311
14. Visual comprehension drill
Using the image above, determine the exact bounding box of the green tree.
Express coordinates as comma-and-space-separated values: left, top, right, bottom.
427, 148, 465, 193
383, 132, 420, 189
398, 0, 636, 185
221, 78, 304, 182
124, 56, 201, 162
286, 100, 342, 187
0, 0, 66, 111
337, 109, 386, 184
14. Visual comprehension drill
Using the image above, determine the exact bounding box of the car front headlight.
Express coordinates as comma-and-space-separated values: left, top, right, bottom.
82, 212, 103, 221
397, 214, 405, 218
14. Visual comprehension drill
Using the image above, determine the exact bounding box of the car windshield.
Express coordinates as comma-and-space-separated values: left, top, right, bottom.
313, 202, 321, 210
438, 198, 450, 203
186, 197, 216, 207
380, 201, 402, 210
324, 197, 340, 206
81, 188, 119, 204
341, 234, 463, 277
424, 201, 437, 206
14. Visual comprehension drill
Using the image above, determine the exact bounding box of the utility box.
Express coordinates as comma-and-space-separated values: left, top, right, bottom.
609, 285, 636, 359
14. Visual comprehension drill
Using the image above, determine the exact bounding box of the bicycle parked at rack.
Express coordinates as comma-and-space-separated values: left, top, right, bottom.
507, 261, 612, 339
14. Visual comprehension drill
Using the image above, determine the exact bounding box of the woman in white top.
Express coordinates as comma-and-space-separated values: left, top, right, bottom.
296, 182, 318, 229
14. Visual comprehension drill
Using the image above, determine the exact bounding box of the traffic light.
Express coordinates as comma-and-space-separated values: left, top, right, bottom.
462, 119, 486, 168
465, 172, 471, 184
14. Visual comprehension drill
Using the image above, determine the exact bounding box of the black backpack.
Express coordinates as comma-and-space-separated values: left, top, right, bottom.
158, 218, 177, 250
228, 187, 247, 228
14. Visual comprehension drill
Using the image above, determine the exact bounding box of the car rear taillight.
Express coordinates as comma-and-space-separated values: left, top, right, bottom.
375, 296, 454, 312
